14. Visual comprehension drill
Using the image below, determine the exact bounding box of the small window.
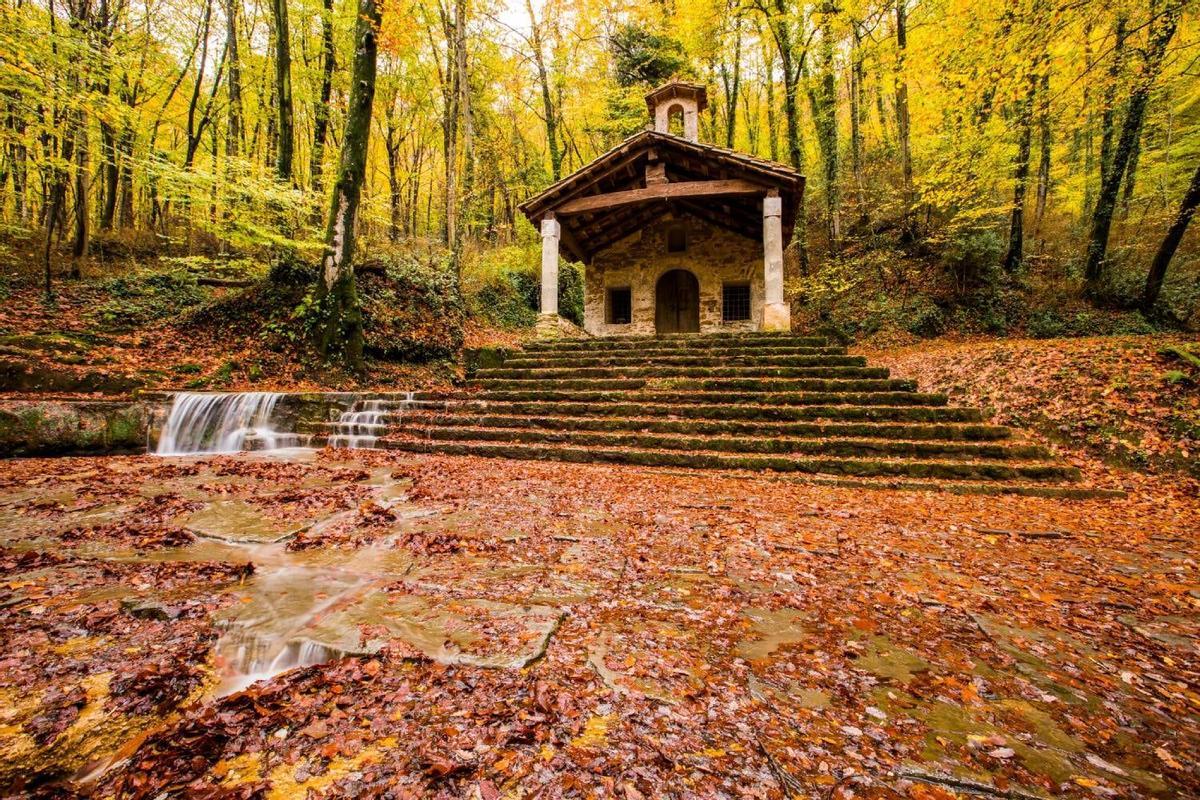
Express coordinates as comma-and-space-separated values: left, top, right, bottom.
667, 226, 687, 253
723, 283, 751, 322
607, 287, 632, 324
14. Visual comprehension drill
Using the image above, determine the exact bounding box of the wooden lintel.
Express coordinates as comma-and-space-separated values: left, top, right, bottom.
555, 179, 767, 216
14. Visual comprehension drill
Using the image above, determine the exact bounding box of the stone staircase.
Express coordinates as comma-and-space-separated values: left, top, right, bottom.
307, 333, 1098, 495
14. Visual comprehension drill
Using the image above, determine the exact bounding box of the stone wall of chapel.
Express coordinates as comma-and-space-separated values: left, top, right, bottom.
583, 214, 763, 336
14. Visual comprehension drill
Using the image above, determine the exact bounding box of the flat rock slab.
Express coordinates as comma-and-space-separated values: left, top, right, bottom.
184, 500, 309, 544
300, 591, 564, 669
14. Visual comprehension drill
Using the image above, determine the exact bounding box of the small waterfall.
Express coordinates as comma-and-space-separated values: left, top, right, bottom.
156, 392, 302, 455
326, 393, 414, 449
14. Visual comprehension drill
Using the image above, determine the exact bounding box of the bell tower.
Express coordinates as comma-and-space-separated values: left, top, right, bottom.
645, 81, 708, 143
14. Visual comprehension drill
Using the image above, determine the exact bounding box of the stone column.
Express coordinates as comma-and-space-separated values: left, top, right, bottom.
762, 194, 791, 332
540, 215, 560, 318
683, 108, 699, 142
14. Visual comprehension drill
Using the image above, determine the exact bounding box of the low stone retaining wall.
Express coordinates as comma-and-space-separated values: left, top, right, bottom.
0, 399, 151, 456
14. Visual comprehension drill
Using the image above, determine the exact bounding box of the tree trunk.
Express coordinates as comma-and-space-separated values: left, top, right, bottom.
722, 14, 741, 149
270, 0, 294, 181
311, 0, 335, 192
1004, 74, 1036, 272
813, 6, 839, 245
69, 108, 88, 275
1142, 163, 1200, 312
315, 0, 381, 369
1121, 129, 1140, 217
99, 120, 118, 230
1033, 71, 1051, 234
849, 21, 865, 210
1099, 15, 1128, 186
524, 0, 560, 181
895, 0, 913, 228
1084, 0, 1183, 288
224, 0, 243, 158
763, 34, 778, 162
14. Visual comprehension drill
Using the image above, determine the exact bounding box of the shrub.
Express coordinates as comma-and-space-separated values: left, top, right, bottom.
465, 245, 583, 329
92, 270, 209, 330
358, 250, 465, 362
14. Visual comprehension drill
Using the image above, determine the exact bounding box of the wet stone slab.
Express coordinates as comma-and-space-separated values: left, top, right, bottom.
300, 591, 564, 669
184, 499, 311, 544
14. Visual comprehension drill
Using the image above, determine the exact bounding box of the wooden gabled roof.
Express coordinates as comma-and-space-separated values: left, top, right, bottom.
518, 130, 805, 264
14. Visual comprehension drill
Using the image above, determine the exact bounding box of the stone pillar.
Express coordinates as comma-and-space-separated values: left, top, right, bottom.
540, 215, 560, 318
683, 108, 699, 142
762, 195, 791, 332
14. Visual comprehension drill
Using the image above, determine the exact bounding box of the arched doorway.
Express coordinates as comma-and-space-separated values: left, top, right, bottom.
655, 269, 700, 334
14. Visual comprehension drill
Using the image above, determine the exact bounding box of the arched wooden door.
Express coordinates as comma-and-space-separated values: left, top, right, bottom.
655, 269, 700, 334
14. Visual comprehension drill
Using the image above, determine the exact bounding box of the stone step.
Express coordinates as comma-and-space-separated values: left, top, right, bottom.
523, 336, 832, 353
475, 377, 918, 393
428, 400, 985, 423
451, 390, 949, 407
476, 365, 892, 380
553, 332, 829, 344
518, 345, 849, 360
391, 412, 1015, 441
500, 354, 869, 369
382, 439, 1081, 483
390, 425, 1048, 460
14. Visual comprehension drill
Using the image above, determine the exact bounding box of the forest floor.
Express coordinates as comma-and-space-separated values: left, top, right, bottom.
2, 449, 1199, 798
860, 336, 1200, 478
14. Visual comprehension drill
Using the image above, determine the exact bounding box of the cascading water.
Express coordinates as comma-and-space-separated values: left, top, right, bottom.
326, 393, 415, 449
156, 392, 302, 455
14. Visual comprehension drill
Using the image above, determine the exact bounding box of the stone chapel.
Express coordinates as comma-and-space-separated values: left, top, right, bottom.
518, 81, 805, 336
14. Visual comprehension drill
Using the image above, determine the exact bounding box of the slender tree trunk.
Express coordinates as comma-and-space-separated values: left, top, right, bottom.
224, 0, 243, 158
1033, 71, 1051, 234
270, 0, 294, 181
311, 0, 335, 192
455, 0, 473, 263
723, 15, 742, 149
849, 21, 865, 210
524, 0, 560, 181
812, 7, 839, 246
1099, 14, 1128, 185
1085, 0, 1183, 288
99, 121, 118, 230
69, 107, 88, 275
1142, 164, 1200, 311
895, 0, 913, 229
117, 124, 134, 227
763, 36, 778, 162
316, 0, 381, 369
1121, 130, 1140, 216
1004, 74, 1037, 271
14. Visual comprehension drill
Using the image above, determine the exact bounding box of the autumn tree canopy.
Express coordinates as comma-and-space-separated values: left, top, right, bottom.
1, 0, 1197, 318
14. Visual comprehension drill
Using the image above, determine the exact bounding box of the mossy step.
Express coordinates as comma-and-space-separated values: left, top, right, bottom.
520, 346, 848, 359
476, 378, 918, 393
501, 354, 869, 369
454, 390, 948, 407
476, 366, 892, 380
523, 337, 831, 353
433, 400, 985, 423
392, 425, 1048, 460
573, 332, 828, 343
382, 440, 1081, 482
395, 413, 1014, 441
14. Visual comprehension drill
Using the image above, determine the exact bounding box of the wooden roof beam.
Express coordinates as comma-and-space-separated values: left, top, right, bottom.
556, 179, 767, 217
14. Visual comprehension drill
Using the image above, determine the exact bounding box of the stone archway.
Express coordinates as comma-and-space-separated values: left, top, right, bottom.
655, 269, 700, 334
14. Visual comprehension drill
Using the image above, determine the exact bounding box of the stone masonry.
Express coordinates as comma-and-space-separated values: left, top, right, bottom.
584, 214, 763, 336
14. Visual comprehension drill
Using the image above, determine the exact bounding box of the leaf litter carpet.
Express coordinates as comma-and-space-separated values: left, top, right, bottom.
0, 450, 1197, 798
